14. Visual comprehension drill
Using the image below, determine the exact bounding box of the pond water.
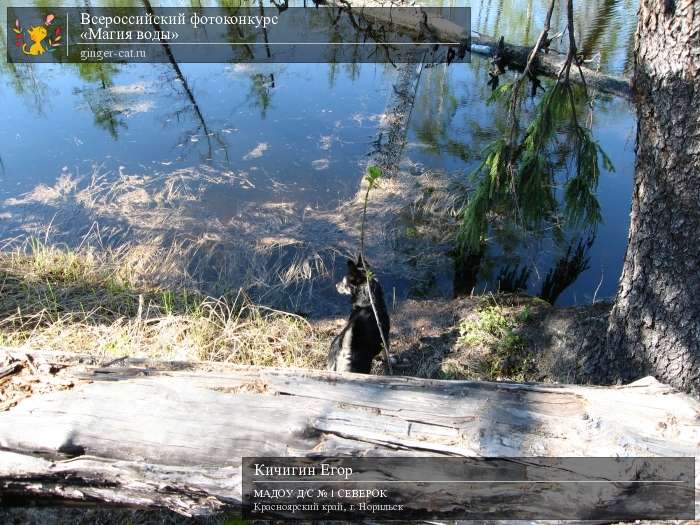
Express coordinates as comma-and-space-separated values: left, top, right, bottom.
0, 61, 395, 208
472, 0, 637, 75
406, 57, 635, 305
0, 0, 638, 310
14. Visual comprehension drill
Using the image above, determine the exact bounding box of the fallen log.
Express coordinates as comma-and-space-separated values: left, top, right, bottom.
0, 350, 697, 519
338, 1, 631, 98
470, 33, 631, 98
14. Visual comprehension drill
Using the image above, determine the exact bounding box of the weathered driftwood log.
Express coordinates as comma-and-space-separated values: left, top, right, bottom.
0, 350, 698, 518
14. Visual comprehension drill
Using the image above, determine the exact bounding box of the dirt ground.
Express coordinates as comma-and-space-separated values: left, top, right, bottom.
315, 292, 611, 385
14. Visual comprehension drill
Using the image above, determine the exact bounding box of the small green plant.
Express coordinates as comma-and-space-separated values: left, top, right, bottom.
359, 165, 382, 257
359, 165, 392, 374
405, 225, 420, 239
457, 305, 534, 380
162, 290, 175, 316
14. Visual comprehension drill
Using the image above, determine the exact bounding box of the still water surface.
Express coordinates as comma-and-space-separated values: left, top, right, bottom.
0, 0, 638, 308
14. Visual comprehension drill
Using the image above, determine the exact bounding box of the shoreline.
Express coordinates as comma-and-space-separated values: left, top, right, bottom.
0, 240, 609, 386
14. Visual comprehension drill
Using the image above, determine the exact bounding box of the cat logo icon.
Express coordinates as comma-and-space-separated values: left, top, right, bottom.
13, 14, 62, 56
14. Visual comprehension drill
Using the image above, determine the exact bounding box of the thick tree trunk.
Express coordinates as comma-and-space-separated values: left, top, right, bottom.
604, 0, 700, 393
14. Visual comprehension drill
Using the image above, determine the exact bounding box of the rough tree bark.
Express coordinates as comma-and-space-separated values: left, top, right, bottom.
603, 0, 700, 394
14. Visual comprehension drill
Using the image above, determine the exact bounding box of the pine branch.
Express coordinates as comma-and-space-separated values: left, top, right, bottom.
458, 0, 611, 262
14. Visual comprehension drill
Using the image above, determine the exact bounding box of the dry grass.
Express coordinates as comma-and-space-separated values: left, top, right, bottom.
0, 238, 329, 368
1, 166, 341, 313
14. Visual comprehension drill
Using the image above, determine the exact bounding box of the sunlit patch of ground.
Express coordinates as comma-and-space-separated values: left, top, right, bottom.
379, 294, 541, 380
0, 240, 330, 368
373, 292, 608, 384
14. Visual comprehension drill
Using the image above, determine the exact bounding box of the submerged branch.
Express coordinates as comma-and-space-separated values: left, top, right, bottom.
471, 33, 630, 98
332, 0, 629, 97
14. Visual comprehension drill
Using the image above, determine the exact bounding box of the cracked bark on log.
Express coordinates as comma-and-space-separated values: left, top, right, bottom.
0, 351, 698, 518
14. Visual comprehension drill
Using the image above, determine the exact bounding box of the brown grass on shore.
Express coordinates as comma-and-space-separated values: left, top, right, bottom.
0, 238, 329, 368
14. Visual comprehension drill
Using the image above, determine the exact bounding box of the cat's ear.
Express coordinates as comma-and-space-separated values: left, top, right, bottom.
347, 258, 361, 278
